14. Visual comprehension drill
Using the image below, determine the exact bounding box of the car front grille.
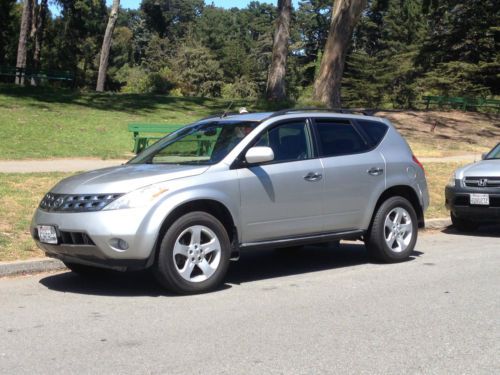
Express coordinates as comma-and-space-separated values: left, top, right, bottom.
39, 193, 123, 212
464, 177, 500, 188
33, 228, 96, 245
59, 231, 96, 245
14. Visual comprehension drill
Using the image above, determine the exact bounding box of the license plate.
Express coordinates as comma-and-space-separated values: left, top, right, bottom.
37, 225, 58, 244
470, 193, 489, 206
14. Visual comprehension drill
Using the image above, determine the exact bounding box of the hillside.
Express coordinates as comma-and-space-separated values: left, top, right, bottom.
0, 85, 498, 160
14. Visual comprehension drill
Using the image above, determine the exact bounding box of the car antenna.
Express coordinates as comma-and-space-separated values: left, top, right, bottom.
221, 101, 233, 118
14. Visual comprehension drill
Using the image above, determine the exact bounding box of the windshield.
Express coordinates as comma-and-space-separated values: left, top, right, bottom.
485, 143, 500, 160
128, 120, 259, 165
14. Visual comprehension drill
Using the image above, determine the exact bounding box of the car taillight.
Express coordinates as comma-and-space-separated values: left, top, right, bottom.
412, 155, 425, 174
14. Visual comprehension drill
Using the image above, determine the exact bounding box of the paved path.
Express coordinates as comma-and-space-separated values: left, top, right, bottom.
0, 158, 128, 173
1, 229, 498, 374
0, 154, 481, 173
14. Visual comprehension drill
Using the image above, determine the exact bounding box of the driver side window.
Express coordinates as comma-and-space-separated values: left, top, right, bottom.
254, 121, 313, 163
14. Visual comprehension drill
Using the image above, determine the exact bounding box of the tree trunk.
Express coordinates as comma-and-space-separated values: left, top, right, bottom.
313, 0, 367, 108
266, 0, 292, 101
96, 0, 120, 92
15, 0, 34, 85
32, 0, 47, 86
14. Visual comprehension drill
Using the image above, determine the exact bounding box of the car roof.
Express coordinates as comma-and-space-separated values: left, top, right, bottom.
218, 110, 385, 123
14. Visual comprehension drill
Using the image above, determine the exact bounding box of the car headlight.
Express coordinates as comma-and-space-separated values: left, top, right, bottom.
446, 172, 456, 188
102, 182, 169, 210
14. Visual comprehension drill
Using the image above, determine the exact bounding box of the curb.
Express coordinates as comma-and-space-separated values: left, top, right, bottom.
425, 218, 452, 230
0, 218, 452, 278
0, 258, 66, 278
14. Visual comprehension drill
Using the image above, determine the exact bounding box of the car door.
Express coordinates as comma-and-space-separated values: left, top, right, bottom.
236, 119, 325, 243
313, 118, 386, 231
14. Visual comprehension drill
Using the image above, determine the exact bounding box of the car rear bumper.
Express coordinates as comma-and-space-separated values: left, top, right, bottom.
445, 185, 500, 222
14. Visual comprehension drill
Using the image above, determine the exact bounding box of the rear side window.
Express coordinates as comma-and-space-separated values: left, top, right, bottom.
356, 120, 388, 146
315, 120, 369, 157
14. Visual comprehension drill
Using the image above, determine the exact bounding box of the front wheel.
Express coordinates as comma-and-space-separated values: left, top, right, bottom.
365, 196, 418, 262
153, 211, 231, 294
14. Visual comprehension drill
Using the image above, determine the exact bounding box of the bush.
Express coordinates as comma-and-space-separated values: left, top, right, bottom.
118, 66, 175, 94
221, 76, 259, 100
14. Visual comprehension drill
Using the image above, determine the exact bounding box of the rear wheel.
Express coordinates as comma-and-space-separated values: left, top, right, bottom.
451, 212, 479, 232
366, 196, 418, 262
154, 211, 231, 294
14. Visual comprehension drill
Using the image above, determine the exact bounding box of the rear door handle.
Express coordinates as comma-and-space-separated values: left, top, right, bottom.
304, 172, 323, 181
368, 167, 384, 176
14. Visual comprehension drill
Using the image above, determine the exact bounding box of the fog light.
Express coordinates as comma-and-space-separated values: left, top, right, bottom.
109, 238, 129, 250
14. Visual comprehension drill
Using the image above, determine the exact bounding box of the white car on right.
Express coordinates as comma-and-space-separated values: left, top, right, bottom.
445, 142, 500, 231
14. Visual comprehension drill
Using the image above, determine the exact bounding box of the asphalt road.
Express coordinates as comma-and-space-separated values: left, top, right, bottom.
1, 228, 499, 375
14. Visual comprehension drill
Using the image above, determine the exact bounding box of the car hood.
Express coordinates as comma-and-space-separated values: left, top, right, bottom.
456, 160, 500, 178
50, 164, 209, 194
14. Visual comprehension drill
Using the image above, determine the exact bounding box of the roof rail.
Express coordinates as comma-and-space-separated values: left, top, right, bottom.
268, 107, 376, 118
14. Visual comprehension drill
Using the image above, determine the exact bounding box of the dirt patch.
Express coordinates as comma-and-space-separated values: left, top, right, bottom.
377, 110, 500, 157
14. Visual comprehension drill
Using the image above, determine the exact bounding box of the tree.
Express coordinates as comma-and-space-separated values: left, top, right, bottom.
31, 0, 48, 85
0, 0, 18, 66
96, 0, 120, 92
417, 0, 500, 96
15, 0, 34, 85
266, 0, 292, 101
313, 0, 367, 108
141, 0, 204, 40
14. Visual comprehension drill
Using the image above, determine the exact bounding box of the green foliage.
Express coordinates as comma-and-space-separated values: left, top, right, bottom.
417, 0, 500, 96
118, 66, 175, 94
141, 0, 204, 39
172, 43, 223, 97
221, 76, 259, 100
2, 0, 498, 106
0, 0, 19, 66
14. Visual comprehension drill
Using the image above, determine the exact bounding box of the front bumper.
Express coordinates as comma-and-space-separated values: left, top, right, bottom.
31, 207, 159, 270
445, 184, 500, 223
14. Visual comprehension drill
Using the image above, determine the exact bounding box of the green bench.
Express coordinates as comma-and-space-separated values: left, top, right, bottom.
423, 95, 500, 113
128, 123, 184, 154
0, 66, 74, 82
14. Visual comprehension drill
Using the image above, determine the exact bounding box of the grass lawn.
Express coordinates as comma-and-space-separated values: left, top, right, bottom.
423, 162, 467, 219
0, 85, 253, 160
0, 162, 467, 261
0, 172, 71, 261
1, 84, 499, 160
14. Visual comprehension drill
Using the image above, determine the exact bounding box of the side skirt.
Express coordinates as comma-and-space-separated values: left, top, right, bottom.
239, 229, 365, 251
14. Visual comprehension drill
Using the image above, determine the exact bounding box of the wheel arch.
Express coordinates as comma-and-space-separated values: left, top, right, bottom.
147, 199, 238, 267
372, 185, 425, 229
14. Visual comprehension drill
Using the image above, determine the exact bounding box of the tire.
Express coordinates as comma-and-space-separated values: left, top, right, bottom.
64, 262, 107, 277
451, 212, 479, 232
153, 211, 231, 294
365, 196, 418, 262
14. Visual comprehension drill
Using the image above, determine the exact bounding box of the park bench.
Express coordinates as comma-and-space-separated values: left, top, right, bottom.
128, 123, 219, 155
423, 95, 500, 113
0, 66, 74, 83
128, 123, 184, 153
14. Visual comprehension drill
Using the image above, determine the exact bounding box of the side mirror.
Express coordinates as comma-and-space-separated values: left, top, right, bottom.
245, 146, 274, 164
481, 153, 487, 160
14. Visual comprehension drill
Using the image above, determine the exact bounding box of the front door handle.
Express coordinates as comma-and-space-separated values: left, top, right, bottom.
368, 167, 384, 176
304, 172, 323, 181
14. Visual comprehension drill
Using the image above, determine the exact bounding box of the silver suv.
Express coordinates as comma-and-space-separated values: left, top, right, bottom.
31, 110, 429, 294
